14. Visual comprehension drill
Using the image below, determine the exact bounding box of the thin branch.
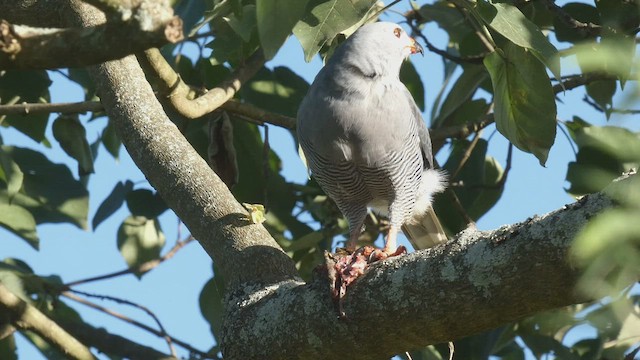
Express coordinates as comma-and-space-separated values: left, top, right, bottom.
67, 289, 178, 358
540, 0, 602, 37
448, 0, 496, 53
0, 101, 104, 115
583, 95, 640, 115
54, 316, 181, 360
138, 48, 266, 119
471, 142, 513, 190
450, 130, 483, 181
64, 235, 194, 288
0, 283, 97, 360
405, 16, 486, 64
553, 73, 618, 93
61, 291, 215, 359
0, 14, 183, 70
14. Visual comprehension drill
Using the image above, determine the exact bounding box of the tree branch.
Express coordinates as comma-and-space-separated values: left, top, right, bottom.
138, 48, 266, 119
221, 174, 637, 359
0, 3, 182, 70
0, 283, 97, 360
65, 1, 298, 291
540, 0, 602, 37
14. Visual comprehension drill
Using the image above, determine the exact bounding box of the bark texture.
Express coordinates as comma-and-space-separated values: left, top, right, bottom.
64, 0, 298, 291
221, 190, 622, 359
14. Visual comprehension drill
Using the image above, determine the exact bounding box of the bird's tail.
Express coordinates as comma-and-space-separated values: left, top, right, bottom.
402, 207, 448, 250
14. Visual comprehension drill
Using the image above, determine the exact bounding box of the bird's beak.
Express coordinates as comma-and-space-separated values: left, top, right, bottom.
410, 38, 424, 56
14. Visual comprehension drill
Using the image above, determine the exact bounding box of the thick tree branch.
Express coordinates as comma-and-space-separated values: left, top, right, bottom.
138, 48, 266, 119
0, 7, 183, 70
65, 1, 298, 291
221, 175, 637, 359
0, 283, 97, 360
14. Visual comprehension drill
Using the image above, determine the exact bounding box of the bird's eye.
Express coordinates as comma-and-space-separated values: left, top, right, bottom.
393, 28, 402, 38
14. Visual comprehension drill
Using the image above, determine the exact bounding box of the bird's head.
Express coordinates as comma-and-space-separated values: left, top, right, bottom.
329, 22, 424, 78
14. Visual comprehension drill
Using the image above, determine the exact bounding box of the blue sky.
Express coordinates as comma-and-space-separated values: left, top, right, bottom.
4, 2, 639, 359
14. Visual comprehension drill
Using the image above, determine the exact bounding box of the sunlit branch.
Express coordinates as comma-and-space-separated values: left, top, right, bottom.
137, 48, 266, 119
61, 291, 214, 359
0, 283, 97, 360
66, 289, 178, 357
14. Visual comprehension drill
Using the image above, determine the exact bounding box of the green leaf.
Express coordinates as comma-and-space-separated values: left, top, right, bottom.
483, 43, 557, 165
433, 65, 488, 127
476, 1, 561, 80
52, 115, 94, 175
67, 68, 98, 101
125, 189, 168, 219
1, 147, 88, 228
293, 0, 378, 62
573, 36, 636, 80
0, 334, 17, 360
554, 3, 600, 43
242, 66, 309, 117
586, 80, 617, 116
175, 0, 207, 35
519, 332, 580, 359
116, 216, 166, 275
92, 180, 134, 230
231, 120, 312, 240
257, 0, 309, 59
199, 274, 225, 344
400, 60, 425, 111
0, 147, 24, 199
596, 0, 640, 34
207, 14, 260, 65
0, 204, 38, 249
101, 119, 121, 160
0, 258, 34, 302
434, 139, 504, 233
565, 123, 640, 195
0, 70, 51, 143
224, 5, 256, 42
572, 209, 640, 297
419, 1, 472, 42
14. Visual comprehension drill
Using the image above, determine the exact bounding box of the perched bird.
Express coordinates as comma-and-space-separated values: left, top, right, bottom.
297, 22, 447, 256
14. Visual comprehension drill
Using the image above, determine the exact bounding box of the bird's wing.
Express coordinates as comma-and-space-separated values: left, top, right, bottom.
404, 87, 435, 169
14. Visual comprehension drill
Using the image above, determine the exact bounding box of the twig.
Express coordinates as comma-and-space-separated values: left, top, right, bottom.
583, 95, 640, 114
553, 73, 618, 93
405, 17, 486, 64
450, 130, 483, 181
540, 0, 601, 37
0, 101, 104, 115
557, 122, 578, 157
448, 0, 496, 53
64, 235, 194, 288
67, 289, 178, 357
434, 159, 476, 226
138, 48, 266, 119
0, 283, 97, 360
472, 143, 513, 190
61, 291, 215, 359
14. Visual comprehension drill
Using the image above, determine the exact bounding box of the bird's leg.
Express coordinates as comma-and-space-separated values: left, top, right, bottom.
345, 230, 359, 253
369, 224, 406, 261
382, 224, 398, 254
